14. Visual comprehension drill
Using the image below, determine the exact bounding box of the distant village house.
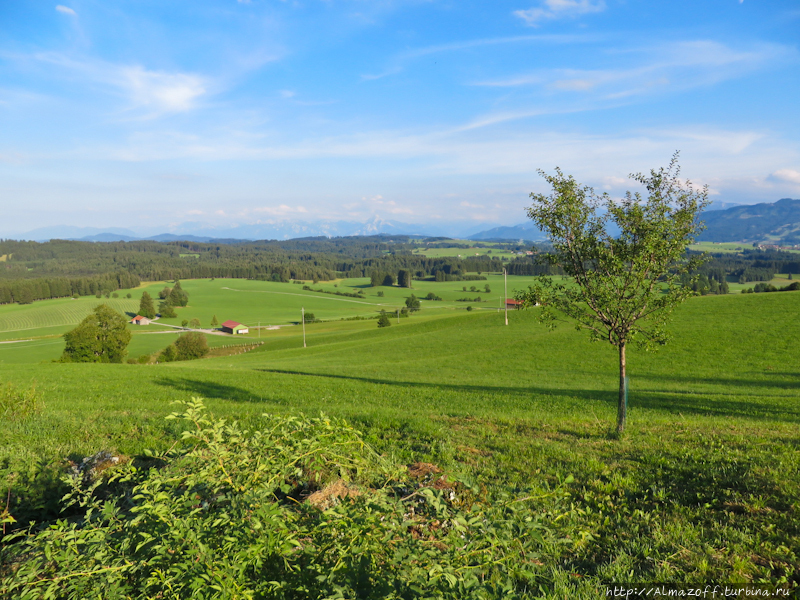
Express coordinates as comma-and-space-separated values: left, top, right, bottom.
131, 315, 151, 325
221, 320, 249, 335
505, 299, 522, 309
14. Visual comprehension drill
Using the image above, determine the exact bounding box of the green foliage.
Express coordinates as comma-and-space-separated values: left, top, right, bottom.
377, 312, 392, 327
516, 154, 709, 432
60, 304, 131, 363
303, 312, 315, 323
0, 382, 40, 420
168, 281, 189, 307
397, 269, 411, 288
158, 287, 171, 300
174, 332, 209, 361
158, 343, 177, 362
210, 314, 219, 328
181, 319, 189, 327
405, 294, 420, 311
138, 291, 156, 319
158, 301, 177, 318
377, 290, 384, 297
189, 318, 201, 329
0, 401, 566, 599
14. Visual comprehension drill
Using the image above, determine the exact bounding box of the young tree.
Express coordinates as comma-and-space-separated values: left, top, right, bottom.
159, 301, 177, 318
61, 304, 132, 363
168, 281, 189, 307
515, 154, 709, 434
174, 332, 209, 360
138, 291, 156, 319
397, 269, 411, 288
210, 315, 219, 328
189, 318, 201, 329
377, 312, 391, 328
405, 294, 421, 312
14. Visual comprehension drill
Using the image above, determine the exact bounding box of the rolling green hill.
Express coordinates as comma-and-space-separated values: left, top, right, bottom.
698, 198, 800, 243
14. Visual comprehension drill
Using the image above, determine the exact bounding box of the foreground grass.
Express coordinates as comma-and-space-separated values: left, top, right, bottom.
1, 291, 799, 594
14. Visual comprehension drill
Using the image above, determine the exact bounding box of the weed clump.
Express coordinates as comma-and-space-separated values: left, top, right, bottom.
1, 399, 570, 599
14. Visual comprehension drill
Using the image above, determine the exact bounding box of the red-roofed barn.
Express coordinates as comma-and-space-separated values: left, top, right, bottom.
221, 320, 249, 335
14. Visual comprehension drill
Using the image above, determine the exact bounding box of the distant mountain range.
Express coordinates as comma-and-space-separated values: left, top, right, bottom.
698, 198, 800, 244
7, 198, 798, 245
9, 217, 509, 244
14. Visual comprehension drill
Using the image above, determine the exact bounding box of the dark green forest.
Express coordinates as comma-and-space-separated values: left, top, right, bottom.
1, 236, 798, 305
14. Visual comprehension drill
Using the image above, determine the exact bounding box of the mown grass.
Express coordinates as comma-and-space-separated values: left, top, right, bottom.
0, 274, 534, 353
1, 289, 799, 592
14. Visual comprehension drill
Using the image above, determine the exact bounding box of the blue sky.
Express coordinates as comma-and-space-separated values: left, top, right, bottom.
1, 0, 799, 236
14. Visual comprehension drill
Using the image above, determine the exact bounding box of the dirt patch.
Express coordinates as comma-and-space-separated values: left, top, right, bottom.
407, 462, 442, 479
306, 480, 361, 510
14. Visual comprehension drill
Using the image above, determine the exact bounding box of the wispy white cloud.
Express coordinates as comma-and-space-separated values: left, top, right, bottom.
359, 34, 599, 82
23, 52, 210, 116
514, 0, 605, 27
123, 66, 206, 113
55, 5, 76, 16
473, 41, 795, 104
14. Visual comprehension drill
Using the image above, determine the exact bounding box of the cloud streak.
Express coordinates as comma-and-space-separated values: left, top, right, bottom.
55, 5, 76, 16
473, 41, 796, 103
514, 0, 605, 26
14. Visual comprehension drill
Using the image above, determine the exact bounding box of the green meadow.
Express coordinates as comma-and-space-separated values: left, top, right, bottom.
0, 276, 533, 363
1, 282, 799, 591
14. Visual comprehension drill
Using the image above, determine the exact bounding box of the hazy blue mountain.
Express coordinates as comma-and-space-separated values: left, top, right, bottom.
13, 217, 513, 243
467, 223, 546, 242
698, 198, 800, 243
18, 226, 139, 242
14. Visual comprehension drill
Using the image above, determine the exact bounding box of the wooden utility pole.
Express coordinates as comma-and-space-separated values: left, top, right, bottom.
504, 268, 508, 326
301, 307, 306, 348
397, 308, 400, 324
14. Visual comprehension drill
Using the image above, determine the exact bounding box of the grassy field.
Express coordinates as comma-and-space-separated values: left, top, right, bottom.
1, 288, 799, 592
412, 244, 519, 259
0, 276, 537, 357
689, 241, 800, 254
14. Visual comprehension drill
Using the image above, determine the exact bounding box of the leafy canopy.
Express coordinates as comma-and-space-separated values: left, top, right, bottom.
61, 304, 132, 363
517, 154, 709, 350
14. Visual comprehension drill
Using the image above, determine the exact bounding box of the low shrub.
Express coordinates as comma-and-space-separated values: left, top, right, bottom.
0, 400, 568, 599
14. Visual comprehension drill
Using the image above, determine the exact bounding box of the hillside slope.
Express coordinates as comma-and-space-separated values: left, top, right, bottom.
699, 198, 800, 243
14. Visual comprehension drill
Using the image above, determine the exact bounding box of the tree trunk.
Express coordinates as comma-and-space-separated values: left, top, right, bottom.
617, 342, 627, 434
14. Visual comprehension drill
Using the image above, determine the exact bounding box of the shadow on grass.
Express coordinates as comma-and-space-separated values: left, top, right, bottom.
636, 371, 800, 391
256, 369, 800, 424
153, 377, 279, 404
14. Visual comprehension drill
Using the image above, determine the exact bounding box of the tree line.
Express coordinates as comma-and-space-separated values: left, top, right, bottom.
0, 271, 140, 305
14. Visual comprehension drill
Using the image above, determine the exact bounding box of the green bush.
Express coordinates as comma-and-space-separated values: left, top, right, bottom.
61, 304, 131, 364
174, 332, 209, 361
158, 344, 177, 362
0, 400, 566, 599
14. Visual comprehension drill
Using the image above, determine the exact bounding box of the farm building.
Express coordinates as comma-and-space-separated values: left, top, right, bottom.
131, 315, 151, 325
505, 299, 522, 309
221, 320, 249, 335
